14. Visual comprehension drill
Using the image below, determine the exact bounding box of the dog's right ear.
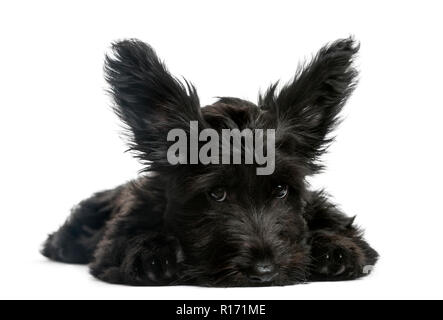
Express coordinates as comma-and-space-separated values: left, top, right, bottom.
105, 39, 204, 168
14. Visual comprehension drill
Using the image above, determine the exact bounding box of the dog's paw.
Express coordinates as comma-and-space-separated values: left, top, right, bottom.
309, 232, 367, 281
127, 234, 184, 285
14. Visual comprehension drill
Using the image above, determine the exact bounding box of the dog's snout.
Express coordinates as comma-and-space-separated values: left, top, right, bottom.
247, 261, 278, 283
256, 262, 274, 274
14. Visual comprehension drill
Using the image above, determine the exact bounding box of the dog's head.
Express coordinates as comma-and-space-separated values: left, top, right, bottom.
105, 38, 359, 286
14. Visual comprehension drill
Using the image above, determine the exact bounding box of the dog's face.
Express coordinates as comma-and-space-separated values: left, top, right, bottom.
105, 38, 359, 286
162, 101, 312, 286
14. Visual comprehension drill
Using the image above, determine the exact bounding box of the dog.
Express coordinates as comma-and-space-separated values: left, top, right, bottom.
42, 37, 378, 286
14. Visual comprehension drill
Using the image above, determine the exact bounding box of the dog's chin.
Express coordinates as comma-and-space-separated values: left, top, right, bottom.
193, 269, 303, 287
210, 275, 299, 287
179, 244, 311, 287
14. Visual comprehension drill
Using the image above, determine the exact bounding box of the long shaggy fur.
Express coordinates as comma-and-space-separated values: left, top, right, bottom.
42, 37, 378, 286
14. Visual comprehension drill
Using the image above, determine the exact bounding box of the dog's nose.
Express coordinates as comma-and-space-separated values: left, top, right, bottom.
247, 262, 278, 283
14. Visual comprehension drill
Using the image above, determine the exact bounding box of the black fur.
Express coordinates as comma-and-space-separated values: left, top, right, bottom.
42, 38, 378, 286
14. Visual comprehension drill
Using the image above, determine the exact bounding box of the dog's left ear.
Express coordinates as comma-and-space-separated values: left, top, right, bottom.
260, 37, 359, 171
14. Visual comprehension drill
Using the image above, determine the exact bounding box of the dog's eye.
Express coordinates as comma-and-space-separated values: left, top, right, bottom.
209, 188, 227, 202
274, 184, 288, 199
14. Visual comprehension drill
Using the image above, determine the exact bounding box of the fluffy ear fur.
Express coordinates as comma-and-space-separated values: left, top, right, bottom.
260, 37, 359, 172
105, 39, 204, 169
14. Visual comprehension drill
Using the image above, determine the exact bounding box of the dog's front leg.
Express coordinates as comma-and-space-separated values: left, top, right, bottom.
304, 191, 379, 281
90, 229, 183, 286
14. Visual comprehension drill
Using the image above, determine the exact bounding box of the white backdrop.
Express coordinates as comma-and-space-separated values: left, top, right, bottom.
1, 0, 442, 299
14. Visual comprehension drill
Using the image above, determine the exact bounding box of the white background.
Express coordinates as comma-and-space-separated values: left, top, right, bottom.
1, 0, 442, 300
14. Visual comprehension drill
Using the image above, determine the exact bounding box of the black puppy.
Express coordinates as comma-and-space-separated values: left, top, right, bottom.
42, 37, 378, 286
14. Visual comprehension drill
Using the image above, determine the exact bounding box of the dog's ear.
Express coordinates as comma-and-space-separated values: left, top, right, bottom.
260, 37, 359, 172
105, 39, 204, 168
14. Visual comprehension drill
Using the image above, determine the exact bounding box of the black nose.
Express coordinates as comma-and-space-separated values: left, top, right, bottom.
247, 262, 278, 283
